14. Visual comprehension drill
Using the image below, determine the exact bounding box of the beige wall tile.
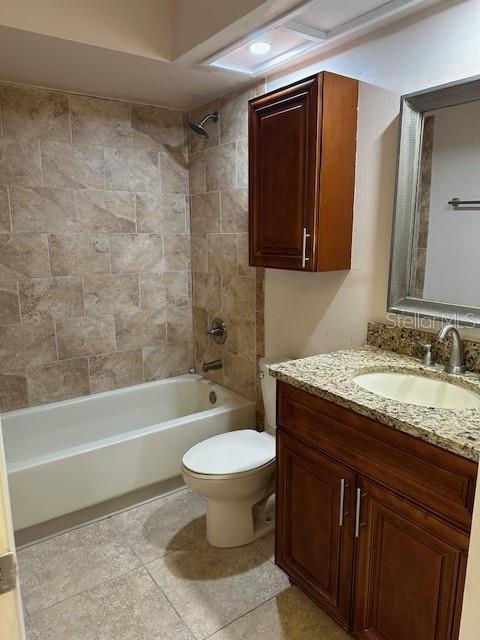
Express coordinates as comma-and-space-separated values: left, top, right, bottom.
224, 317, 256, 363
140, 272, 189, 310
132, 105, 184, 151
219, 86, 255, 144
0, 138, 42, 186
0, 233, 50, 278
256, 268, 265, 312
136, 192, 186, 233
220, 188, 248, 232
207, 233, 236, 276
105, 147, 159, 191
9, 187, 78, 233
164, 234, 191, 271
0, 186, 11, 232
188, 100, 220, 153
0, 85, 69, 142
115, 309, 166, 350
84, 273, 140, 315
89, 350, 143, 393
143, 342, 192, 381
19, 276, 84, 320
193, 272, 221, 310
0, 319, 57, 368
160, 152, 188, 194
41, 141, 105, 189
26, 358, 90, 406
56, 315, 116, 359
235, 138, 248, 187
205, 143, 235, 191
191, 233, 207, 272
75, 189, 136, 233
110, 234, 164, 274
49, 233, 111, 276
70, 95, 132, 146
223, 352, 256, 400
189, 152, 206, 194
167, 306, 193, 344
236, 233, 254, 277
0, 86, 196, 408
0, 371, 28, 411
191, 192, 220, 233
222, 275, 255, 320
0, 278, 20, 323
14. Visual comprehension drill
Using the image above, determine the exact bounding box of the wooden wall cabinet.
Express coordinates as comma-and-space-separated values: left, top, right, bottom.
248, 72, 358, 271
276, 381, 476, 639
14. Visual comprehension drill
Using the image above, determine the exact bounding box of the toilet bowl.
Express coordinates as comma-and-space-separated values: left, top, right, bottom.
181, 357, 286, 548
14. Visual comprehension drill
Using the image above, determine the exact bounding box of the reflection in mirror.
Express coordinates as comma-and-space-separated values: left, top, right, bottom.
410, 101, 480, 308
388, 75, 480, 327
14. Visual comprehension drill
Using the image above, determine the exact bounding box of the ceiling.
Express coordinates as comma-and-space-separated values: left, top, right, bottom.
0, 0, 450, 110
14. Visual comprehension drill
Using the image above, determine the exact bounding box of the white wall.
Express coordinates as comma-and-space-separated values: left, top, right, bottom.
264, 0, 480, 359
423, 101, 480, 307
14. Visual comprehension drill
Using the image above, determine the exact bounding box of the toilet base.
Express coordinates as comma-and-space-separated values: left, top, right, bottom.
206, 493, 275, 548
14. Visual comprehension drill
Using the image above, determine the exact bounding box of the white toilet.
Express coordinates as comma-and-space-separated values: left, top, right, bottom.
182, 357, 282, 548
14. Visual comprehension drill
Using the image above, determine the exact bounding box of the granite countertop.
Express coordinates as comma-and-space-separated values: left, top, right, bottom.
268, 346, 480, 462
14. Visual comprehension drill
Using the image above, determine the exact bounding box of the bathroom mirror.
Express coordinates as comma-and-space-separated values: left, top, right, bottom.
388, 75, 480, 327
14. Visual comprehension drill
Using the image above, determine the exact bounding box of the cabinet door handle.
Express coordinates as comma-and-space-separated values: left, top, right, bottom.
339, 479, 349, 526
302, 227, 311, 268
355, 489, 367, 538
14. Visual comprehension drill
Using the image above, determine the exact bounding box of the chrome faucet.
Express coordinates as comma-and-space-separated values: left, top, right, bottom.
436, 324, 466, 374
202, 359, 223, 373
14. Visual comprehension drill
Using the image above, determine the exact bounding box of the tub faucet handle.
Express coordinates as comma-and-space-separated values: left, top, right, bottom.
206, 318, 226, 345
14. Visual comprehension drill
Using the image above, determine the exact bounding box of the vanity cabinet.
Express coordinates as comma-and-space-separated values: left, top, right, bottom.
275, 381, 476, 639
248, 72, 358, 271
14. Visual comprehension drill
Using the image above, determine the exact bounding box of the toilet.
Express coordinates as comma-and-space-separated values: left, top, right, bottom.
182, 357, 283, 548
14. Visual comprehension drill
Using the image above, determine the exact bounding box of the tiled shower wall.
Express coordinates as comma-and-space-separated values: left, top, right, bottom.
188, 84, 265, 411
0, 84, 192, 410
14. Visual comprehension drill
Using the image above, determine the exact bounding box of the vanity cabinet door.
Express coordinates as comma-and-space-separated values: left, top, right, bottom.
276, 430, 356, 628
352, 477, 468, 640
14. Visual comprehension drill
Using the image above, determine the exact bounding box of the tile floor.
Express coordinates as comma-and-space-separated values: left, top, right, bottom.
19, 487, 350, 640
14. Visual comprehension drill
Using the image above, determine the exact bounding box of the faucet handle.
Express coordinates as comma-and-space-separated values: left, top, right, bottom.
417, 342, 435, 367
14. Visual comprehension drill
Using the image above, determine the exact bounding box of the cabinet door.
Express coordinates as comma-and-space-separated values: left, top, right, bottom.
248, 75, 320, 270
353, 478, 469, 640
276, 430, 356, 628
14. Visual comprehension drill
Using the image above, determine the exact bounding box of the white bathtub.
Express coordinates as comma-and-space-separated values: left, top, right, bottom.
1, 374, 255, 530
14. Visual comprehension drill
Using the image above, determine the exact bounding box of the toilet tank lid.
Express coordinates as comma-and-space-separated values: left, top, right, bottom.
182, 430, 275, 475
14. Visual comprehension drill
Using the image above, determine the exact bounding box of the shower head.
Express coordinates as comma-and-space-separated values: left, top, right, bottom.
188, 111, 219, 139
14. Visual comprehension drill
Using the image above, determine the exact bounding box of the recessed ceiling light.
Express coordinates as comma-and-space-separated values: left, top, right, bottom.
248, 41, 272, 55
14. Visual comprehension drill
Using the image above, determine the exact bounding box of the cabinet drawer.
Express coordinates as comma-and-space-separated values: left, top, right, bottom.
277, 381, 477, 531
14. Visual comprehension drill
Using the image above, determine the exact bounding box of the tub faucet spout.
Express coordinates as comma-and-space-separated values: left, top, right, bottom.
202, 359, 223, 373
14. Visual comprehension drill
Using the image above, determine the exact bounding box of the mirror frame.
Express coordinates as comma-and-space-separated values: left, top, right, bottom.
388, 74, 480, 327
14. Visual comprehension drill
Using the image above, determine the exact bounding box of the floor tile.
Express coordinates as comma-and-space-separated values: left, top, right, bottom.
28, 568, 193, 640
147, 537, 290, 639
253, 531, 275, 563
110, 489, 206, 563
209, 586, 351, 640
18, 519, 140, 614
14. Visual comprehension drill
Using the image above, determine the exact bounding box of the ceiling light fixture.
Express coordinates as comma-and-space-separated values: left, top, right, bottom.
248, 41, 272, 55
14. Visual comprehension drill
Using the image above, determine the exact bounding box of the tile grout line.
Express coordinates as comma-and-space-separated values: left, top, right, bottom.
143, 563, 199, 639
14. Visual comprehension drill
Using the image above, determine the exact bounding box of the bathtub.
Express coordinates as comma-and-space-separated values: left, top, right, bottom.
1, 374, 255, 530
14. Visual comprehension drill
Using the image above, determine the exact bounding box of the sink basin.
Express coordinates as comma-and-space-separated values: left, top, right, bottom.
353, 371, 480, 409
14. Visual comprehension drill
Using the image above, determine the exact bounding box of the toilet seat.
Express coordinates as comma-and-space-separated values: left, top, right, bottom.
182, 429, 275, 476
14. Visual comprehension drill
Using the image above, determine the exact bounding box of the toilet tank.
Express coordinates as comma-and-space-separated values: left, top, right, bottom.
259, 357, 290, 431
